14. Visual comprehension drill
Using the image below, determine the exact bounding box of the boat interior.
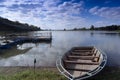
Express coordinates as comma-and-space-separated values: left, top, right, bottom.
62, 46, 103, 78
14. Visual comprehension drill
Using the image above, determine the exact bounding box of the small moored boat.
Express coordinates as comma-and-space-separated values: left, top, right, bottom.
56, 46, 107, 80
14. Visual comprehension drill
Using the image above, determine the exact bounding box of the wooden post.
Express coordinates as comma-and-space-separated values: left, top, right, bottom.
34, 58, 36, 80
50, 32, 52, 39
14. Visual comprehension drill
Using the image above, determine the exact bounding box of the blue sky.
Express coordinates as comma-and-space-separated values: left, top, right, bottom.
0, 0, 120, 29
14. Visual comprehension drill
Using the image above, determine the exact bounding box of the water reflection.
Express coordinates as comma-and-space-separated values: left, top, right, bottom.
90, 31, 120, 37
0, 31, 120, 67
0, 45, 32, 58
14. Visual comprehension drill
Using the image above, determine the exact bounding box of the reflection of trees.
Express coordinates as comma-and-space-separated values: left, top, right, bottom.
90, 31, 120, 37
102, 33, 120, 37
0, 45, 32, 58
90, 32, 94, 37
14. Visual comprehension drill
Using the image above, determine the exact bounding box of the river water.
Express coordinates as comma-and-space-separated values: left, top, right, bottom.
0, 31, 120, 67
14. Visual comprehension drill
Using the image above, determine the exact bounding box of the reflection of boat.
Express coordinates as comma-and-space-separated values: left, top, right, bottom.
0, 45, 32, 58
0, 40, 14, 49
56, 46, 107, 80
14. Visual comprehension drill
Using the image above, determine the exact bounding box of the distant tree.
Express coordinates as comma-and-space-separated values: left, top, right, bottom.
38, 27, 41, 30
91, 25, 120, 31
64, 28, 66, 31
24, 23, 29, 26
14, 21, 21, 25
73, 28, 77, 30
80, 27, 86, 30
90, 25, 95, 30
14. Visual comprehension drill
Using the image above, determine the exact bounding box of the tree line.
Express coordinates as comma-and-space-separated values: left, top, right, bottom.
90, 25, 120, 31
0, 17, 41, 31
67, 25, 120, 31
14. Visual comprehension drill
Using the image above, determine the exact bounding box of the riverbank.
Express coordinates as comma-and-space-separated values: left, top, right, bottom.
0, 66, 120, 80
0, 67, 67, 80
116, 30, 120, 33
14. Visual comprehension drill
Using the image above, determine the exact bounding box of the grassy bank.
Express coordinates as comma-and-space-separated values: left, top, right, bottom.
0, 67, 67, 80
116, 30, 120, 33
0, 66, 120, 80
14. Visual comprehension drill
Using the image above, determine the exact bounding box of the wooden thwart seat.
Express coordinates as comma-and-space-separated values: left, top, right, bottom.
68, 55, 99, 60
66, 68, 90, 72
71, 52, 94, 56
72, 47, 93, 50
72, 50, 92, 52
64, 60, 99, 65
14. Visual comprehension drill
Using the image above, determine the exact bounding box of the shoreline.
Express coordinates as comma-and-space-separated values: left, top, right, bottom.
0, 66, 120, 80
0, 66, 67, 80
0, 66, 58, 75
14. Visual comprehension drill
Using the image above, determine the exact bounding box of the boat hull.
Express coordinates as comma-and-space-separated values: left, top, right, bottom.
56, 46, 107, 80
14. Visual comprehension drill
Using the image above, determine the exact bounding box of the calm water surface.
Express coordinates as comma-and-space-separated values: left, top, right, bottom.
0, 31, 120, 67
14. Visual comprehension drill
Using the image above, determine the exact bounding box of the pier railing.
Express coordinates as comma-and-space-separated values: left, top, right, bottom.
0, 32, 52, 40
0, 32, 52, 49
32, 32, 52, 38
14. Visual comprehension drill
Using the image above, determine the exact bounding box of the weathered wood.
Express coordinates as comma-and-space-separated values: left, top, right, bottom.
97, 54, 101, 62
72, 47, 94, 50
66, 68, 90, 72
57, 46, 106, 79
68, 55, 99, 60
93, 50, 98, 56
71, 52, 93, 56
64, 60, 99, 65
72, 50, 92, 52
92, 51, 100, 62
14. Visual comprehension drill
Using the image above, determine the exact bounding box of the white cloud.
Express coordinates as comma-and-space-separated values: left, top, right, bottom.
93, 21, 109, 27
0, 0, 87, 29
0, 0, 120, 29
91, 20, 120, 27
89, 6, 99, 15
1, 0, 44, 6
89, 6, 120, 19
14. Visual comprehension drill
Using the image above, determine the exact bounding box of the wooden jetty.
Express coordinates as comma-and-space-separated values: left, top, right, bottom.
7, 32, 52, 41
0, 32, 52, 49
56, 46, 107, 80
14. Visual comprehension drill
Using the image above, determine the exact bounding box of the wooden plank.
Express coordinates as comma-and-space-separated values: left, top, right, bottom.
66, 63, 97, 70
68, 55, 98, 59
64, 60, 99, 65
72, 50, 92, 52
71, 52, 93, 56
68, 55, 99, 60
72, 47, 93, 50
66, 68, 90, 72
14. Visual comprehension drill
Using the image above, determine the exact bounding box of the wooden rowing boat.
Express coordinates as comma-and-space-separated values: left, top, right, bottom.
56, 46, 107, 80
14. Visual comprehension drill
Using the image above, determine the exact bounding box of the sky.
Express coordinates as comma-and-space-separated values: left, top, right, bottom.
0, 0, 120, 29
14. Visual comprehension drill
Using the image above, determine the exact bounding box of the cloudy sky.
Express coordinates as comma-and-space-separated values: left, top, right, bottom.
0, 0, 120, 29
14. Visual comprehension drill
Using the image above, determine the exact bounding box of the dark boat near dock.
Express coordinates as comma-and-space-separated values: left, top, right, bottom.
56, 46, 107, 80
0, 32, 52, 49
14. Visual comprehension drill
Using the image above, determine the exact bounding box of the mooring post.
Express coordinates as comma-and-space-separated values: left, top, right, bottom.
34, 58, 36, 73
50, 32, 52, 39
34, 58, 36, 80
